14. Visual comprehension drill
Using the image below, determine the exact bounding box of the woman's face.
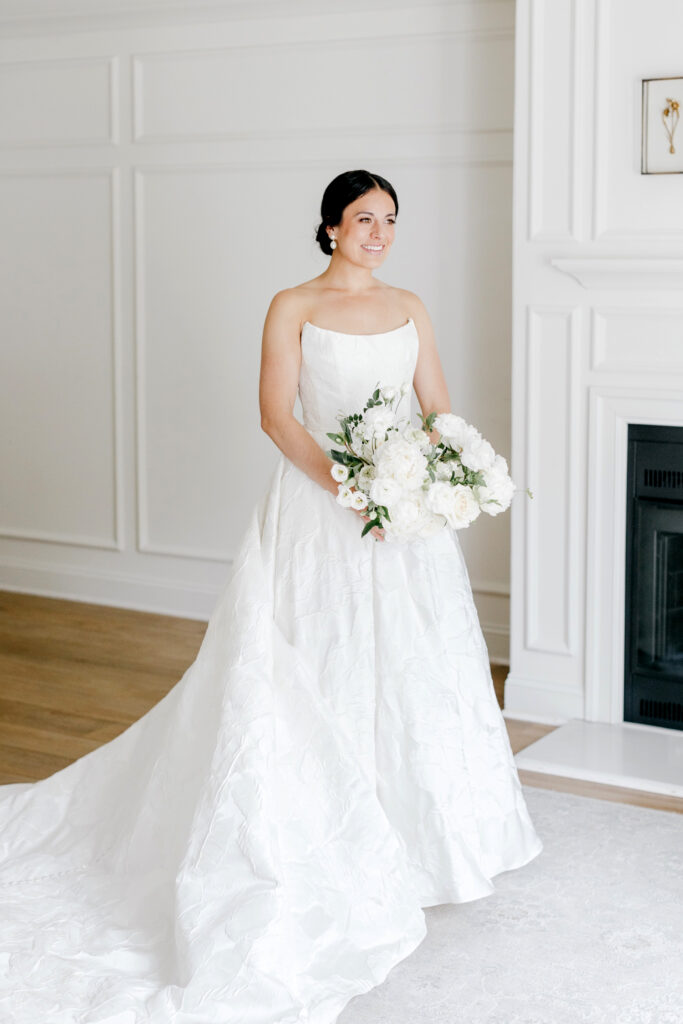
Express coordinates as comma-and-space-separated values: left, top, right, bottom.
329, 188, 396, 266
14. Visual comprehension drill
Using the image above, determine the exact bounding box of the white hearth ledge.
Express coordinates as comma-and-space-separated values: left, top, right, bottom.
550, 258, 683, 290
514, 719, 683, 798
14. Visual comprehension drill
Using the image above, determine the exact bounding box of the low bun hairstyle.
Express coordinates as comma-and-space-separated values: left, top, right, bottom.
315, 169, 399, 255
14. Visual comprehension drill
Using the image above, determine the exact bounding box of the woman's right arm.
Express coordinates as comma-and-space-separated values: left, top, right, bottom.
259, 290, 338, 497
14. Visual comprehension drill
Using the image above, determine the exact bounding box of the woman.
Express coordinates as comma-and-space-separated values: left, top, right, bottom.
0, 170, 542, 1024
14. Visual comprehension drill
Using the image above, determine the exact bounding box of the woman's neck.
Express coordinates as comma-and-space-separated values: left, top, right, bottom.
318, 257, 379, 294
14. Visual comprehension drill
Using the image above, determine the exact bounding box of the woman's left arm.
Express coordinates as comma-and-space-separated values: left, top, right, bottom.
407, 293, 451, 441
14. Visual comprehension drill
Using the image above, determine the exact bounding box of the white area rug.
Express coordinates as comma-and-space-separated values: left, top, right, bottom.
339, 785, 683, 1024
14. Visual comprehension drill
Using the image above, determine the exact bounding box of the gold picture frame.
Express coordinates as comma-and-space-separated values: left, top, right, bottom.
642, 76, 683, 174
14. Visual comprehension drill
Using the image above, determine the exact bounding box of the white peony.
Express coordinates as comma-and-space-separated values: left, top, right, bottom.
361, 405, 396, 440
475, 457, 516, 515
459, 434, 496, 472
384, 496, 422, 540
336, 484, 355, 508
331, 463, 349, 483
383, 493, 444, 543
432, 413, 472, 449
374, 437, 428, 491
402, 426, 432, 452
489, 453, 509, 477
425, 481, 481, 529
369, 476, 404, 507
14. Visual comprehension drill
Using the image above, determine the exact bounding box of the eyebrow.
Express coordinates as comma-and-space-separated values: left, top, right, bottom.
355, 211, 396, 216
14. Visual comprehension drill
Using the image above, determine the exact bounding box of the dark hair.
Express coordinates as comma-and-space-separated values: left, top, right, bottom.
314, 169, 399, 255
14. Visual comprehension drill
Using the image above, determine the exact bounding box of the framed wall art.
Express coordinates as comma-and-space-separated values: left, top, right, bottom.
642, 76, 683, 174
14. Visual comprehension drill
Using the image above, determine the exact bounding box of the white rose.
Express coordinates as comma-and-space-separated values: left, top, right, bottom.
435, 460, 453, 481
361, 406, 396, 440
426, 481, 481, 529
369, 476, 404, 507
459, 434, 496, 472
336, 484, 355, 508
374, 437, 428, 491
449, 484, 482, 528
350, 489, 369, 511
331, 463, 349, 483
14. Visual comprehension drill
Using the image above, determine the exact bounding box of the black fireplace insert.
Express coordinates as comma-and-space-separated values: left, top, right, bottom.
624, 424, 683, 731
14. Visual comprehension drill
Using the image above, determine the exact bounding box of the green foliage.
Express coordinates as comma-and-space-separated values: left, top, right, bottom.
361, 517, 381, 537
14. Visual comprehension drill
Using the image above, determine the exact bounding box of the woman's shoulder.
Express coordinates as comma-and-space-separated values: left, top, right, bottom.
379, 284, 428, 320
265, 280, 320, 322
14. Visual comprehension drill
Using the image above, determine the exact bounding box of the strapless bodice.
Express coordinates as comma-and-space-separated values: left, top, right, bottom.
298, 317, 419, 447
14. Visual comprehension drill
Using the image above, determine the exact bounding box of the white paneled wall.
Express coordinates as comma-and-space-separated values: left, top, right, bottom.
508, 0, 683, 722
0, 0, 516, 660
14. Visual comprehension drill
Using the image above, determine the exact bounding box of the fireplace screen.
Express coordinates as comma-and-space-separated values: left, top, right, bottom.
624, 424, 683, 730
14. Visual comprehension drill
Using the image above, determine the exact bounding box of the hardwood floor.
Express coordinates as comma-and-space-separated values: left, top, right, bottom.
1, 590, 681, 814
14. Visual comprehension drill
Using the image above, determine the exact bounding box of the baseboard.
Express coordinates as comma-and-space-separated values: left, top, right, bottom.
503, 671, 584, 722
480, 623, 509, 664
0, 557, 222, 621
0, 556, 514, 652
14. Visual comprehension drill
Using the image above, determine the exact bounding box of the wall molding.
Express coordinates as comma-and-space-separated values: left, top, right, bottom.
590, 306, 683, 374
551, 257, 683, 290
132, 30, 513, 144
0, 0, 515, 38
0, 166, 125, 553
523, 305, 580, 657
527, 0, 582, 241
0, 56, 118, 149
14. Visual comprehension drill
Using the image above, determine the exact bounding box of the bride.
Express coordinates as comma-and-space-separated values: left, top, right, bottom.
0, 169, 543, 1024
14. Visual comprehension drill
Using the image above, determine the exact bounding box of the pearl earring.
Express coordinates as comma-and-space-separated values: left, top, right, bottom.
329, 237, 337, 250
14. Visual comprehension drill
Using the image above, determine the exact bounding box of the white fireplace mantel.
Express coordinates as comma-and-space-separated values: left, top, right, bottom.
506, 0, 683, 796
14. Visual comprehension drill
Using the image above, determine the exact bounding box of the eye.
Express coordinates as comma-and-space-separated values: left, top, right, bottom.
359, 217, 371, 222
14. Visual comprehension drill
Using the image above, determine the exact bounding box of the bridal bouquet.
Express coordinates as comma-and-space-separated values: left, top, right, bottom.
326, 383, 517, 543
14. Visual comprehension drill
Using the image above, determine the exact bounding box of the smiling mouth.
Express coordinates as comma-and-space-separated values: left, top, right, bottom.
361, 244, 385, 253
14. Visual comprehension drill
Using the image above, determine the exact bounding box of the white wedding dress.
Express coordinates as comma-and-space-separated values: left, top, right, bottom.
0, 316, 543, 1023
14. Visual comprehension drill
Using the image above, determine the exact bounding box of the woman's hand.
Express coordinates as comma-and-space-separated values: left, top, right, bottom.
354, 507, 385, 542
